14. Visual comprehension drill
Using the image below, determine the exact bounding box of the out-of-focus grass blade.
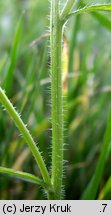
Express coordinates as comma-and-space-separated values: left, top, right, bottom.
0, 166, 44, 186
98, 176, 111, 199
67, 4, 111, 20
4, 15, 23, 96
68, 15, 80, 73
0, 55, 7, 77
92, 12, 111, 31
82, 111, 111, 199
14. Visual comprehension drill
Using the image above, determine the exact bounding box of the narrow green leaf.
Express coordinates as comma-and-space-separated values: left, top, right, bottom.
68, 15, 80, 73
0, 87, 51, 187
79, 2, 111, 31
82, 111, 111, 199
98, 176, 111, 199
92, 12, 111, 31
4, 15, 23, 96
66, 4, 111, 22
0, 167, 44, 186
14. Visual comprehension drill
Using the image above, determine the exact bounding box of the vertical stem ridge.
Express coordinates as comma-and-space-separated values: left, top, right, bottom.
50, 0, 63, 199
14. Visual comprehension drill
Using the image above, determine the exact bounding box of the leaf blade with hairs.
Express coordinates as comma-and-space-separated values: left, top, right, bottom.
0, 87, 51, 187
66, 4, 111, 22
79, 2, 111, 31
0, 167, 44, 186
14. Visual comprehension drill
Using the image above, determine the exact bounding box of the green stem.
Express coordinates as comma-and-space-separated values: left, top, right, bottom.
50, 0, 63, 199
0, 87, 51, 188
60, 0, 76, 22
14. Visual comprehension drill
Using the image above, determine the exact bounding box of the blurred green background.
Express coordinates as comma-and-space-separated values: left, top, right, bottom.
0, 0, 111, 199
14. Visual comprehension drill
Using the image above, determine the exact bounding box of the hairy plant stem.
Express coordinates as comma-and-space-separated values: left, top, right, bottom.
49, 0, 63, 200
0, 87, 51, 190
